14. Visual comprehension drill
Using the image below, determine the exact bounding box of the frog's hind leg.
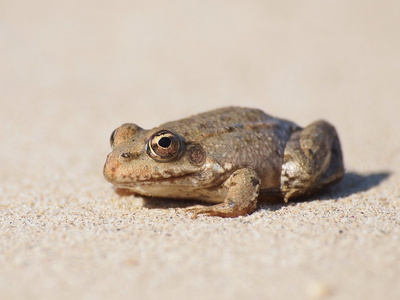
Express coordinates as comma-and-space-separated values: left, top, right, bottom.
280, 120, 344, 202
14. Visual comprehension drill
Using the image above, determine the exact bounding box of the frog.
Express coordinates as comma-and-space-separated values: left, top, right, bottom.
103, 107, 344, 217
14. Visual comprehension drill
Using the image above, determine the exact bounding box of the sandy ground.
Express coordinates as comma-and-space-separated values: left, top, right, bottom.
1, 1, 400, 299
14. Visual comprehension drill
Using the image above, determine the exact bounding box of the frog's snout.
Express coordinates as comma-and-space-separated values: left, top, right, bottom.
103, 153, 121, 183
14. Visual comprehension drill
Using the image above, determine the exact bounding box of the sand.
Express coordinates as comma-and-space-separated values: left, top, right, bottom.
1, 1, 399, 299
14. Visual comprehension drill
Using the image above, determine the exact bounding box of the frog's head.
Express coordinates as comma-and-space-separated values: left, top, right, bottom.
103, 123, 208, 191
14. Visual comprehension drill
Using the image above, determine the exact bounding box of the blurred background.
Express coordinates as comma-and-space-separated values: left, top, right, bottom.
1, 0, 400, 180
1, 2, 400, 299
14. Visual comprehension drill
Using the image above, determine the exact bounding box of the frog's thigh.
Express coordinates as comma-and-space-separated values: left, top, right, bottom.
281, 120, 344, 202
186, 168, 260, 218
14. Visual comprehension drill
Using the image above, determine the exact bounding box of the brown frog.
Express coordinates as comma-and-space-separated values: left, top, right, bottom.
103, 107, 344, 217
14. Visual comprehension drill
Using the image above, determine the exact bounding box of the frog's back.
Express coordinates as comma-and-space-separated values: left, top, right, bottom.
160, 107, 299, 190
160, 107, 292, 139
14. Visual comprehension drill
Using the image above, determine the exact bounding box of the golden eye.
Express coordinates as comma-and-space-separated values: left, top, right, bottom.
148, 130, 182, 161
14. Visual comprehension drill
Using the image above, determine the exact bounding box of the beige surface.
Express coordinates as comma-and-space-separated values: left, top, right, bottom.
1, 1, 400, 299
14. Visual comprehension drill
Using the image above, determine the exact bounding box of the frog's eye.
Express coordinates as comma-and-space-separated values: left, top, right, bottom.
148, 130, 182, 161
110, 129, 117, 148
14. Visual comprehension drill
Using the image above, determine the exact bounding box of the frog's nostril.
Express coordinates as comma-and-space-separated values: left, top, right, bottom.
121, 153, 131, 159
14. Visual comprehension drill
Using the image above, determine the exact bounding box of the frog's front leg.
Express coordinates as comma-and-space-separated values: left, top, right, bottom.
185, 168, 260, 218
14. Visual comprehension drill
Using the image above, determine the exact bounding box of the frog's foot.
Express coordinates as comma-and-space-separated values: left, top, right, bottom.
185, 168, 260, 218
185, 203, 251, 218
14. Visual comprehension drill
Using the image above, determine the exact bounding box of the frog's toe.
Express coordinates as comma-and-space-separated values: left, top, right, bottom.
185, 205, 212, 218
185, 203, 252, 218
184, 205, 205, 219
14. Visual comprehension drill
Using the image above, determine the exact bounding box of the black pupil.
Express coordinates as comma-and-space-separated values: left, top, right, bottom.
158, 137, 172, 148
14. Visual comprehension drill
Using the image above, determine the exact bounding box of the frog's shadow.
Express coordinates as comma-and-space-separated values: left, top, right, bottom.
116, 171, 391, 211
260, 171, 391, 211
324, 171, 390, 198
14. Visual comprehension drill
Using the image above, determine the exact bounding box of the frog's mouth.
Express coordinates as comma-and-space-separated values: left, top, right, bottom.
103, 154, 201, 186
111, 168, 227, 192
109, 169, 205, 190
115, 174, 195, 187
103, 156, 227, 194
